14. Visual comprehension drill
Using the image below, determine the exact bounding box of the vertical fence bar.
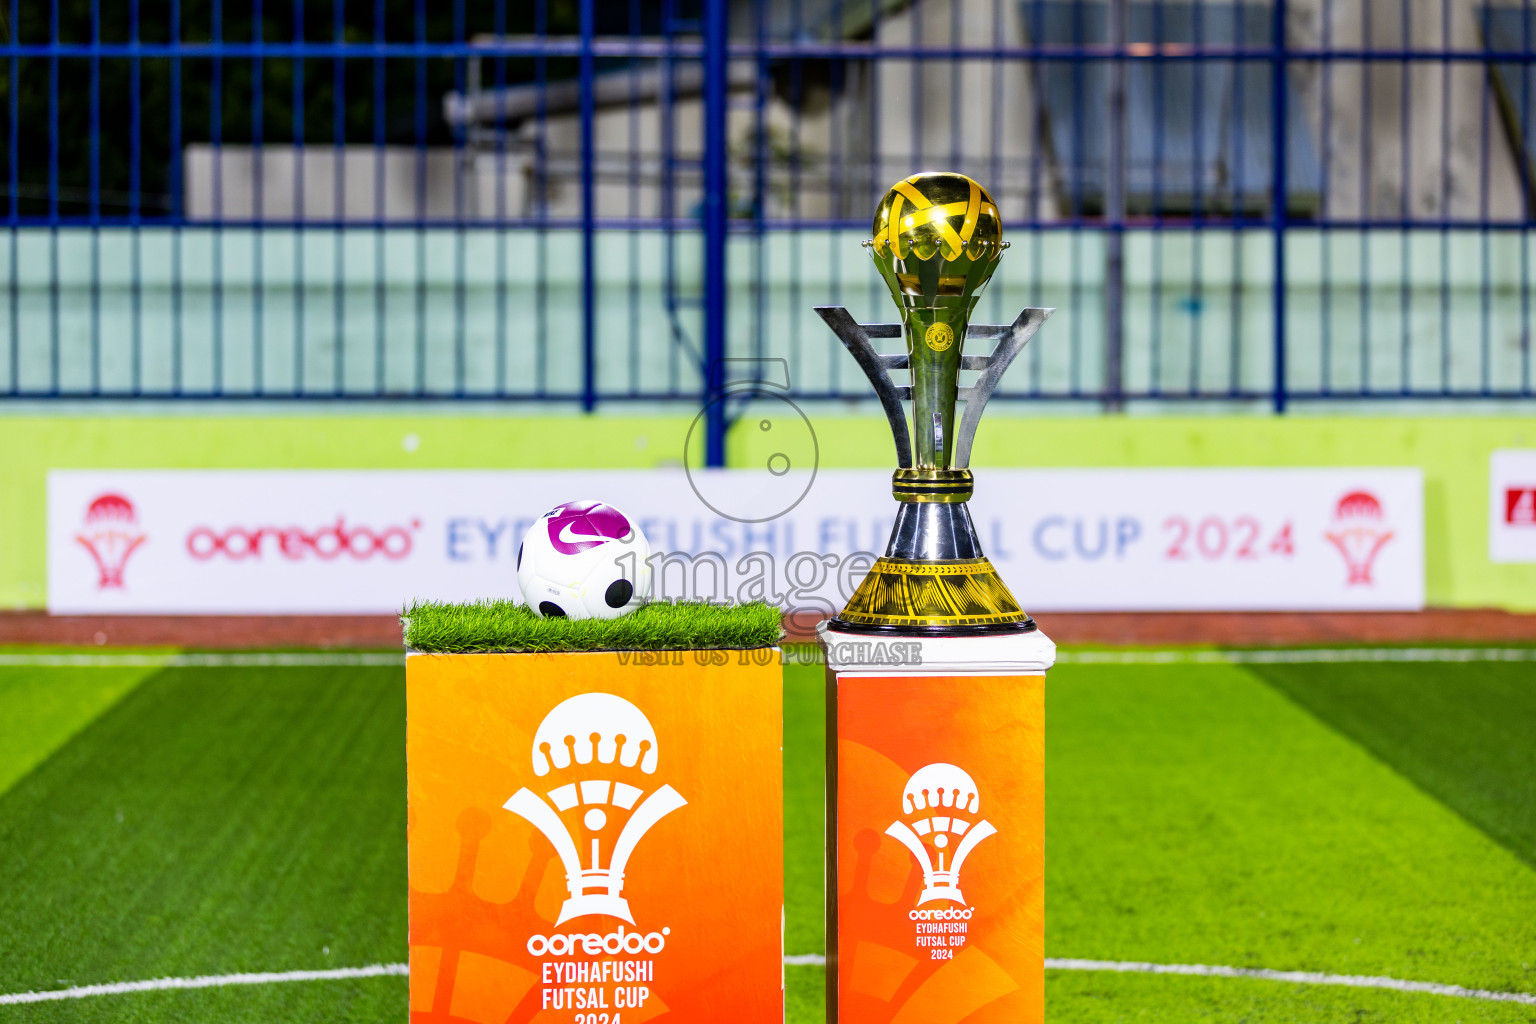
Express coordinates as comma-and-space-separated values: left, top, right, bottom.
90, 0, 101, 393
48, 0, 59, 393
1359, 0, 1371, 395
1319, 0, 1332, 395
1229, 4, 1245, 399
493, 0, 507, 396
1189, 0, 1204, 396
293, 0, 306, 395
1028, 0, 1043, 395
413, 0, 427, 395
1398, 0, 1410, 395
1104, 0, 1126, 411
9, 0, 19, 395
627, 0, 641, 396
702, 0, 728, 467
1149, 0, 1164, 398
661, 0, 676, 395
579, 0, 597, 412
1525, 1, 1533, 395
1068, 3, 1083, 396
371, 0, 384, 395
1271, 0, 1288, 413
535, 0, 550, 395
130, 0, 143, 394
987, 0, 1001, 326
333, 0, 345, 395
451, 0, 466, 397
790, 0, 804, 386
253, 0, 266, 395
910, 0, 922, 172
825, 0, 841, 393
866, 0, 882, 343
1439, 0, 1450, 394
212, 0, 224, 394
170, 0, 183, 239
1479, 1, 1492, 396
752, 0, 766, 382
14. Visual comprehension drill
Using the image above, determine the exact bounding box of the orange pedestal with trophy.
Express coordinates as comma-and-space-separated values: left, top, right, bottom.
406, 649, 783, 1024
816, 171, 1058, 1024
821, 634, 1053, 1024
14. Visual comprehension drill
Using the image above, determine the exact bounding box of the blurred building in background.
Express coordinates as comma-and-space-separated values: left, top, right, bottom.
1, 0, 1534, 443
179, 0, 1535, 225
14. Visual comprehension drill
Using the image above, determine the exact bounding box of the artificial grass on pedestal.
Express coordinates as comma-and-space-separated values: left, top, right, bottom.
401, 599, 783, 654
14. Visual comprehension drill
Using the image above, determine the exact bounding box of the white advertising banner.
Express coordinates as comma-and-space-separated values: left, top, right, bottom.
1490, 449, 1536, 563
48, 467, 1423, 614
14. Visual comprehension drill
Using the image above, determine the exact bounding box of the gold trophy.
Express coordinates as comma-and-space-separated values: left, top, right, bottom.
817, 171, 1052, 634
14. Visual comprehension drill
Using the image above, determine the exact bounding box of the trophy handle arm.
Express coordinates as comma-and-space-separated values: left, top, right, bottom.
815, 306, 913, 469
952, 307, 1054, 470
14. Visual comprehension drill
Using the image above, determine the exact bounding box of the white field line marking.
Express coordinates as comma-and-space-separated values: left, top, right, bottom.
1057, 647, 1536, 665
5, 957, 1531, 1007
783, 956, 1534, 1005
0, 652, 402, 668
0, 963, 408, 1006
1042, 958, 1536, 1006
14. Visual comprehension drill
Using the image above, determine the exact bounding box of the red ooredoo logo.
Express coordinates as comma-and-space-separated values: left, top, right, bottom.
76, 493, 148, 589
186, 516, 421, 561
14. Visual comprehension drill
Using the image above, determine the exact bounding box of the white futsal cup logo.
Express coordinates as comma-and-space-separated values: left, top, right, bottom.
504, 693, 687, 925
885, 763, 996, 907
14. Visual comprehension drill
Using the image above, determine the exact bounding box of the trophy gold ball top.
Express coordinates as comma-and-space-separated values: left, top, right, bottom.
814, 172, 1053, 636
871, 171, 1004, 266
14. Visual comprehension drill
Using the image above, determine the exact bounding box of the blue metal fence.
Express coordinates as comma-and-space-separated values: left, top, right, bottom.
2, 0, 1534, 446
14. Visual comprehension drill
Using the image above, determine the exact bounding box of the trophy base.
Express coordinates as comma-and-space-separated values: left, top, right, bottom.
824, 617, 1037, 638
831, 555, 1033, 634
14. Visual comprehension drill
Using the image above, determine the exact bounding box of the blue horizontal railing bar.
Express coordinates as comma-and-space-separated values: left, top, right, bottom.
3, 42, 1536, 63
9, 217, 1536, 232
5, 390, 1530, 403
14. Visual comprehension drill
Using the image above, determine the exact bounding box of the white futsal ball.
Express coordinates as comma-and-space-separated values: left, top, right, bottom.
517, 500, 651, 620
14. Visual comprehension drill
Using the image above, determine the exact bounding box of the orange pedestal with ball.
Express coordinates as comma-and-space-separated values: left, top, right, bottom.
406, 649, 783, 1024
820, 629, 1054, 1024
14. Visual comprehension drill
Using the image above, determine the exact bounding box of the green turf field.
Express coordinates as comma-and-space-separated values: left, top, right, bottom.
1, 648, 1533, 1021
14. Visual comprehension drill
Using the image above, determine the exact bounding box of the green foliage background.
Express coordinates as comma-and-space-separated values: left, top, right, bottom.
0, 0, 617, 218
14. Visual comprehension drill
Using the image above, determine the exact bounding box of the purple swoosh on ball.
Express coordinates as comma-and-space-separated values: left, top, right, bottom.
546, 500, 634, 554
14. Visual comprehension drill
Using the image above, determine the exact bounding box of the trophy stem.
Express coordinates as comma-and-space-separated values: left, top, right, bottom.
813, 302, 1054, 637
900, 307, 966, 470
886, 501, 983, 560
813, 298, 1054, 635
